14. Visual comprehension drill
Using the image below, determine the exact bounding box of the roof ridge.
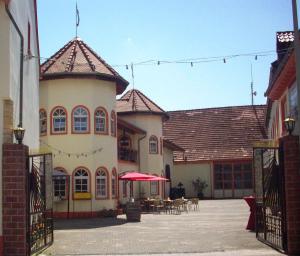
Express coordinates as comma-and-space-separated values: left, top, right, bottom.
167, 104, 267, 113
78, 40, 95, 71
65, 43, 77, 72
41, 40, 73, 73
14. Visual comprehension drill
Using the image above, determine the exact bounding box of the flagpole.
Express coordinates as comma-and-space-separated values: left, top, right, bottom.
75, 2, 77, 38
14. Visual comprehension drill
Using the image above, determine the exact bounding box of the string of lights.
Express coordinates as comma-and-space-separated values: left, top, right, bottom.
39, 140, 103, 158
23, 46, 293, 69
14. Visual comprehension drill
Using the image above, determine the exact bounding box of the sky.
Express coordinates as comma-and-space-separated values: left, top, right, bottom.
38, 0, 298, 111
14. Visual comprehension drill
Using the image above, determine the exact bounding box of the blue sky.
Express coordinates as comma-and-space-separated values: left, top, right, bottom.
38, 1, 297, 111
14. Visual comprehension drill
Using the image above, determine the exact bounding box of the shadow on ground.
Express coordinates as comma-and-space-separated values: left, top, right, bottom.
54, 217, 127, 230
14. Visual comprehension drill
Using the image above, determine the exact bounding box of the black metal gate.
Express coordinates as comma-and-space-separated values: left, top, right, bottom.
27, 153, 53, 255
253, 146, 286, 252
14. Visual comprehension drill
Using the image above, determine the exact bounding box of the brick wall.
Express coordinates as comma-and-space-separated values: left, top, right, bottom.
2, 143, 28, 256
280, 135, 300, 255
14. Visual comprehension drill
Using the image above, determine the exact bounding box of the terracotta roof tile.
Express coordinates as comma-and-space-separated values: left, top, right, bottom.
163, 105, 267, 162
117, 89, 168, 118
40, 37, 128, 94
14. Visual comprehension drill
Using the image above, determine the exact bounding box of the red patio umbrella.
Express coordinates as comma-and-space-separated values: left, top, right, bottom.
119, 171, 154, 181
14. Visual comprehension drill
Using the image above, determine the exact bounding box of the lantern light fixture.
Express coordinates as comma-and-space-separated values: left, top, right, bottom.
13, 126, 25, 144
284, 117, 296, 135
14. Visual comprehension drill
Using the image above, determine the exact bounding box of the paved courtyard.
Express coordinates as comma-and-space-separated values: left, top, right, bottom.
43, 200, 282, 256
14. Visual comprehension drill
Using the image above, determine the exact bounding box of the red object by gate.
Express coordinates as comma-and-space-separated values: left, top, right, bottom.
244, 195, 255, 231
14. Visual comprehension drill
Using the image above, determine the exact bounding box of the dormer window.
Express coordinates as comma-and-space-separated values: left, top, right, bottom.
149, 135, 158, 154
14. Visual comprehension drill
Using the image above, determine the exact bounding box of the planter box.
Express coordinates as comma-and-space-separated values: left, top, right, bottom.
126, 202, 141, 222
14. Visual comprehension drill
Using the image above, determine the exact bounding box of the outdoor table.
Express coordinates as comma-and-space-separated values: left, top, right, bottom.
243, 195, 255, 231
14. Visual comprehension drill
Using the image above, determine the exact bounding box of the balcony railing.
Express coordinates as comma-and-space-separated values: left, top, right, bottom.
118, 148, 138, 162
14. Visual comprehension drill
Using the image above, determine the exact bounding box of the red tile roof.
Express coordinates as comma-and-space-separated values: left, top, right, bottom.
163, 105, 267, 162
117, 89, 168, 118
40, 37, 128, 94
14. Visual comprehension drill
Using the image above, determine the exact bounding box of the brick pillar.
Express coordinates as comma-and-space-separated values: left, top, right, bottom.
280, 135, 300, 255
2, 143, 28, 256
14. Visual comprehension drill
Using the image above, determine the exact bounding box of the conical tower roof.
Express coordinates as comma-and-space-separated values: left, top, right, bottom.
117, 89, 168, 119
40, 37, 128, 94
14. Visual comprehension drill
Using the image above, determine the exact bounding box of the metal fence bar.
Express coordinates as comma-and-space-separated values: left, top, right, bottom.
27, 153, 53, 255
254, 147, 286, 252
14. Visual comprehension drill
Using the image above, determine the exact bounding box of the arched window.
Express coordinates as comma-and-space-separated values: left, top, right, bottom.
149, 135, 158, 154
95, 107, 108, 134
73, 168, 89, 193
110, 110, 116, 137
150, 174, 159, 195
39, 109, 47, 136
72, 106, 89, 133
111, 168, 117, 198
51, 106, 67, 134
96, 168, 109, 199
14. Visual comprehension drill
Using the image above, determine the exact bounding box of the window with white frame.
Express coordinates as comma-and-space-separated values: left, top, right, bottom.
95, 108, 107, 133
149, 135, 158, 154
96, 169, 108, 198
73, 106, 89, 133
150, 180, 158, 195
74, 168, 89, 193
39, 109, 47, 136
52, 107, 66, 133
111, 169, 117, 198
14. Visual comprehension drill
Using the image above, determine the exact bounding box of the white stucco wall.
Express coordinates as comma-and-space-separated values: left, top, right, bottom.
0, 0, 39, 236
173, 162, 213, 198
40, 78, 118, 212
118, 114, 164, 198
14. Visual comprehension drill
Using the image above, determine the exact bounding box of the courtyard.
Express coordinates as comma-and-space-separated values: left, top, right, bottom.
43, 199, 282, 256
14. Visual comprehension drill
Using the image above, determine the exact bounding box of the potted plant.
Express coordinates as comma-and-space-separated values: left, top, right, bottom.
192, 177, 208, 199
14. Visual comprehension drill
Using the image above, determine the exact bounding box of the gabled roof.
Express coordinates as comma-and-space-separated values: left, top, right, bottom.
163, 105, 267, 162
116, 89, 168, 118
40, 37, 128, 94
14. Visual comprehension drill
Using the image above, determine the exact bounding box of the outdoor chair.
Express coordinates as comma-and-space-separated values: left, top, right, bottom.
191, 198, 199, 210
152, 199, 164, 213
164, 200, 173, 214
172, 199, 182, 215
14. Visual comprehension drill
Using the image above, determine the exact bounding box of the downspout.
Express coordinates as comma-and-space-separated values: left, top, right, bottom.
5, 4, 24, 128
138, 134, 146, 197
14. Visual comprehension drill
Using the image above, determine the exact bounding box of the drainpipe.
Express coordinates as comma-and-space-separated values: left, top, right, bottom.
138, 134, 146, 197
5, 4, 24, 128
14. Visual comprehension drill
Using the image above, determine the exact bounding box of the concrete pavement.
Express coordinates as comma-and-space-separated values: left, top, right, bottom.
43, 200, 283, 256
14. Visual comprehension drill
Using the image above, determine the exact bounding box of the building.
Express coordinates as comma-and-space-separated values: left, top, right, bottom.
0, 0, 40, 253
39, 38, 180, 216
39, 37, 128, 217
116, 89, 180, 201
265, 31, 299, 138
163, 105, 267, 199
